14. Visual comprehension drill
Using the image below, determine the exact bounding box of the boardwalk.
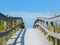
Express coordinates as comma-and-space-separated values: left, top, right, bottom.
6, 28, 50, 45
0, 13, 60, 45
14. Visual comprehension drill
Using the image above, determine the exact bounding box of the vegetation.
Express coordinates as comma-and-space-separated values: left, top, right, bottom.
48, 22, 60, 33
0, 14, 24, 45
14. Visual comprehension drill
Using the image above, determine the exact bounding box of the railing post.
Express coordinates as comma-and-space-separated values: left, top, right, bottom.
7, 22, 10, 39
35, 25, 39, 29
45, 21, 49, 38
9, 21, 13, 37
39, 20, 42, 25
42, 20, 45, 26
16, 20, 19, 31
3, 21, 7, 45
56, 39, 60, 45
12, 20, 14, 35
42, 21, 47, 35
46, 21, 48, 28
44, 21, 46, 27
41, 20, 43, 25
19, 19, 22, 24
50, 22, 54, 32
50, 22, 55, 45
50, 36, 55, 45
39, 20, 42, 24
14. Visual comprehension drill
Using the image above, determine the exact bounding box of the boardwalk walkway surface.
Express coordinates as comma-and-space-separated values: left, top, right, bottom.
6, 28, 50, 45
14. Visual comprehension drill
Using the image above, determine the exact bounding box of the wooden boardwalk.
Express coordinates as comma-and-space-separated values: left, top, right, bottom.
6, 28, 50, 45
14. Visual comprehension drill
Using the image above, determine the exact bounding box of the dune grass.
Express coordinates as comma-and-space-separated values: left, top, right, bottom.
48, 25, 60, 33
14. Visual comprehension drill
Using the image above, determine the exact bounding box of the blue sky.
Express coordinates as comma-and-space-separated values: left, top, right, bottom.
0, 0, 60, 12
0, 0, 60, 28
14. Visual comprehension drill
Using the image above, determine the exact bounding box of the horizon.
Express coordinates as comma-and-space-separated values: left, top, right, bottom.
0, 0, 60, 28
1, 11, 59, 28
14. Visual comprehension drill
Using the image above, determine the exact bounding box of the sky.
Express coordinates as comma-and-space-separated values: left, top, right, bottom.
0, 0, 60, 28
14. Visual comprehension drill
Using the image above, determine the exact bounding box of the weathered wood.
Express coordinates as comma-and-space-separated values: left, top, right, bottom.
3, 21, 7, 45
12, 20, 14, 35
49, 36, 54, 45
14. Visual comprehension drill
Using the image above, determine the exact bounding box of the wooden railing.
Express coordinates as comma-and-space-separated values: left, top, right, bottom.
0, 13, 25, 45
34, 15, 60, 45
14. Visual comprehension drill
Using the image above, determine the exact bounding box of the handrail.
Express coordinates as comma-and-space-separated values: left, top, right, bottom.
35, 23, 60, 39
36, 15, 60, 22
0, 13, 24, 37
0, 23, 23, 37
0, 13, 23, 22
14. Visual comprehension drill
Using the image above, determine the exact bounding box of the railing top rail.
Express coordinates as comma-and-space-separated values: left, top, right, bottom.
36, 15, 60, 22
35, 23, 60, 39
37, 15, 60, 19
0, 24, 20, 37
0, 13, 23, 22
0, 13, 24, 37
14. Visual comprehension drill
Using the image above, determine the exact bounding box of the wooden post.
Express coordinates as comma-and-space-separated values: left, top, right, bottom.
50, 22, 54, 32
44, 21, 49, 39
36, 25, 39, 29
12, 20, 14, 35
16, 20, 19, 31
19, 19, 22, 24
50, 36, 55, 45
16, 20, 19, 24
3, 21, 7, 45
38, 20, 42, 24
45, 22, 50, 40
46, 21, 48, 28
42, 20, 44, 25
57, 39, 60, 45
14, 20, 18, 32
41, 20, 43, 25
50, 22, 55, 45
9, 21, 12, 38
43, 21, 45, 27
42, 21, 46, 35
40, 20, 42, 25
